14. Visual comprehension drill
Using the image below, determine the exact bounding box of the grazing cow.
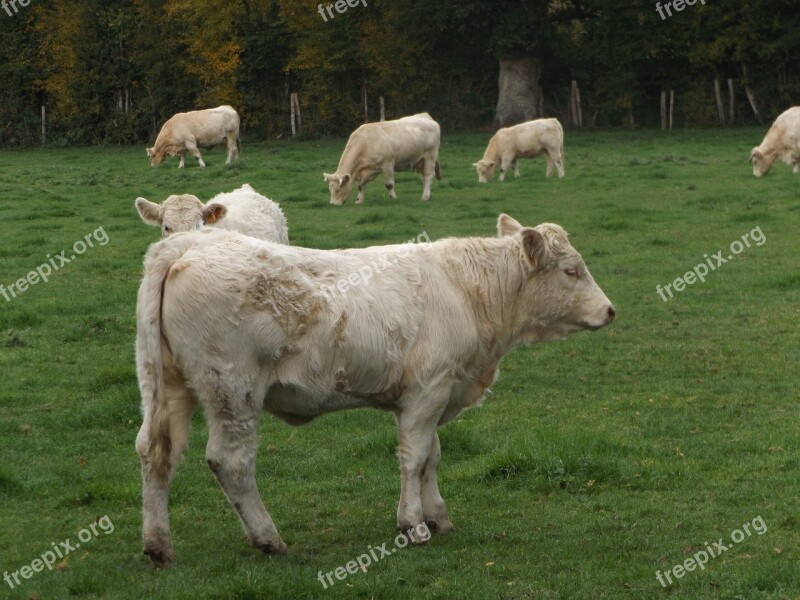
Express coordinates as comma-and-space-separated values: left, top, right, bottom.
135, 214, 615, 566
135, 184, 288, 244
474, 118, 565, 182
750, 106, 800, 177
324, 112, 442, 205
146, 105, 241, 168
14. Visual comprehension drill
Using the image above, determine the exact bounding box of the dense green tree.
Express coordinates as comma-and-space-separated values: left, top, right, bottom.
1, 0, 798, 146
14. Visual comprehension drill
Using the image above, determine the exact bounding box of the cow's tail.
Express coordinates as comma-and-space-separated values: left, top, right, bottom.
434, 160, 442, 180
236, 135, 242, 155
134, 237, 195, 479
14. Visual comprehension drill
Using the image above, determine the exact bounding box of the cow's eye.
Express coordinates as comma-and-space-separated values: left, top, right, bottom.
163, 226, 171, 234
564, 268, 578, 278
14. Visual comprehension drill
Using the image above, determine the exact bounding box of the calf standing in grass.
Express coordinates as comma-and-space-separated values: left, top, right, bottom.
135, 184, 288, 244
324, 112, 441, 205
147, 105, 241, 168
474, 118, 565, 182
750, 106, 800, 177
134, 214, 614, 566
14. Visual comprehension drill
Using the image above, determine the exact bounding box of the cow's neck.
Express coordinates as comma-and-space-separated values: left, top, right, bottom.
434, 238, 534, 359
336, 141, 362, 177
482, 137, 501, 164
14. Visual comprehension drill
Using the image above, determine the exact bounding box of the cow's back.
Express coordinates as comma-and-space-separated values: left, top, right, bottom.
159, 232, 479, 408
771, 107, 800, 144
341, 115, 439, 171
210, 186, 288, 244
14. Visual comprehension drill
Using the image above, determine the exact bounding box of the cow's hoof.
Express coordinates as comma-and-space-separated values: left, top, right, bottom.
426, 518, 454, 534
396, 523, 431, 545
253, 538, 287, 555
421, 197, 430, 202
144, 543, 175, 568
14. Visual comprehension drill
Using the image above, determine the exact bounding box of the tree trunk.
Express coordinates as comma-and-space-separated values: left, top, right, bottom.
493, 57, 543, 129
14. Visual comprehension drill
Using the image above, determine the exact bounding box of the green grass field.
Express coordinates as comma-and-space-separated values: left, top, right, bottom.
1, 128, 798, 600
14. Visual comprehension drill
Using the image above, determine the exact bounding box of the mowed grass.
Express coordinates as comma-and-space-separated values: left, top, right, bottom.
0, 128, 798, 600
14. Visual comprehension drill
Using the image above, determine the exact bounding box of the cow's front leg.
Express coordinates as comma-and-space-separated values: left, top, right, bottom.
497, 159, 511, 182
205, 402, 286, 555
356, 183, 366, 205
395, 402, 446, 541
793, 160, 800, 174
421, 431, 453, 534
512, 159, 520, 178
178, 154, 185, 169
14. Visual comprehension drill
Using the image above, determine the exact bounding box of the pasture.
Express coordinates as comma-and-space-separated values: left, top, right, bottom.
0, 128, 798, 599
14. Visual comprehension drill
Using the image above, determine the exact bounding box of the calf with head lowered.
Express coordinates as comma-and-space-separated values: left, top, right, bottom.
134, 213, 615, 566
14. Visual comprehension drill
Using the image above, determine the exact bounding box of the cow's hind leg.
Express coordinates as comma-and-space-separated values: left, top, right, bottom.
551, 149, 565, 178
136, 373, 196, 567
512, 159, 520, 178
420, 431, 453, 534
204, 390, 286, 555
545, 153, 555, 177
225, 135, 239, 165
420, 158, 436, 201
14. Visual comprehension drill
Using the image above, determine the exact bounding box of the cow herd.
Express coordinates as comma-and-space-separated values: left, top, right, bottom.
134, 103, 798, 568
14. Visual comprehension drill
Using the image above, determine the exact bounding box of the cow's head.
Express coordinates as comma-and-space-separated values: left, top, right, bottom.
498, 213, 615, 343
749, 147, 776, 177
324, 173, 353, 205
473, 160, 496, 183
135, 194, 226, 237
146, 147, 166, 167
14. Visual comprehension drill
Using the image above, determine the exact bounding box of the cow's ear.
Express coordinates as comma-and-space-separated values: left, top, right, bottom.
487, 161, 495, 168
521, 228, 547, 269
202, 203, 227, 225
498, 213, 523, 237
135, 197, 161, 227
750, 148, 762, 161
341, 174, 351, 184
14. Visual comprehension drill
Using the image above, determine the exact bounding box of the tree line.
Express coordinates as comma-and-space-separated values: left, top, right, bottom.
0, 0, 797, 147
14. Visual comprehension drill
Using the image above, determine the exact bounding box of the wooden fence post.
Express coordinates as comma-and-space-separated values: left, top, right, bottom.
713, 78, 725, 125
727, 78, 735, 124
669, 90, 674, 130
